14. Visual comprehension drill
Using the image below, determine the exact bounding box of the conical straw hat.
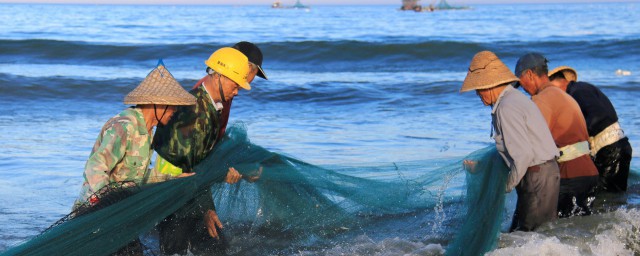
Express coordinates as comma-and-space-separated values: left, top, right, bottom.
548, 65, 577, 82
124, 62, 196, 105
460, 51, 519, 92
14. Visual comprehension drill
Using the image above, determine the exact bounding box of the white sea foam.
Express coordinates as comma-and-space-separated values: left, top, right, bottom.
488, 208, 640, 256
489, 234, 580, 255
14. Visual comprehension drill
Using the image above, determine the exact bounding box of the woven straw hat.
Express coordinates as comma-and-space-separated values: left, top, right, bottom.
460, 51, 519, 92
548, 65, 578, 82
124, 62, 196, 105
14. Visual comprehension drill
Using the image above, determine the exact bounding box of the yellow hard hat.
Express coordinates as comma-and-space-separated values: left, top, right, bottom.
204, 47, 251, 90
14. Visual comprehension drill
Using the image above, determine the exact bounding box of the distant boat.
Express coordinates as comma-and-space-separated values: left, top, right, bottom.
400, 0, 469, 12
272, 0, 310, 9
434, 0, 470, 10
400, 0, 423, 11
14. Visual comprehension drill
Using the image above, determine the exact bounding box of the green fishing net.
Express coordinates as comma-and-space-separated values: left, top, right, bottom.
2, 124, 509, 256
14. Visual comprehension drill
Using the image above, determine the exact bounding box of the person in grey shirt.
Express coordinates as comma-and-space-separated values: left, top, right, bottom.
460, 51, 560, 231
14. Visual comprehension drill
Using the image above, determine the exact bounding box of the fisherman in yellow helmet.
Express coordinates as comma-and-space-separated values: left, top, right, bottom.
151, 46, 265, 255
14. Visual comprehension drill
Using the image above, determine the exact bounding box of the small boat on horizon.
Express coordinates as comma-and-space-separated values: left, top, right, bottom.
400, 0, 469, 12
272, 0, 311, 10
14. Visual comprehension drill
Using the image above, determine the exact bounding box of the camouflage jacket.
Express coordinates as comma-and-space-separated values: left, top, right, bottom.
75, 107, 152, 206
153, 84, 223, 172
151, 80, 233, 217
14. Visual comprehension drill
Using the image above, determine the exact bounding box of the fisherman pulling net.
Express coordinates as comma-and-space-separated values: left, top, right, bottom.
2, 124, 510, 256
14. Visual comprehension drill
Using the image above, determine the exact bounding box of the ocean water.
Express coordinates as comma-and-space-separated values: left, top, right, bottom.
0, 2, 639, 255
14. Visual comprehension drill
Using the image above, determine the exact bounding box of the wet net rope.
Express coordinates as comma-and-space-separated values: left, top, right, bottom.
2, 124, 509, 256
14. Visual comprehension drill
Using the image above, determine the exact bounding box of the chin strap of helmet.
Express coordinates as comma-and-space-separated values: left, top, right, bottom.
217, 75, 227, 104
208, 69, 227, 104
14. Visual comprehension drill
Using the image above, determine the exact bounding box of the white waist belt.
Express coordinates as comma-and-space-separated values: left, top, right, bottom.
589, 122, 626, 156
558, 141, 590, 163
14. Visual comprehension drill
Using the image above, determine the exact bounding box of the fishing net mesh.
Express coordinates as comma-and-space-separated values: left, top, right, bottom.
2, 124, 509, 256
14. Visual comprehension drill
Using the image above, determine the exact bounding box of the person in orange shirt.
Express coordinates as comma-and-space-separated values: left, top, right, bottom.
514, 53, 599, 218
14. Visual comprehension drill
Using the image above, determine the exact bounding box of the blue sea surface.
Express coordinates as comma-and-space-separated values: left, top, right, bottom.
0, 3, 639, 255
